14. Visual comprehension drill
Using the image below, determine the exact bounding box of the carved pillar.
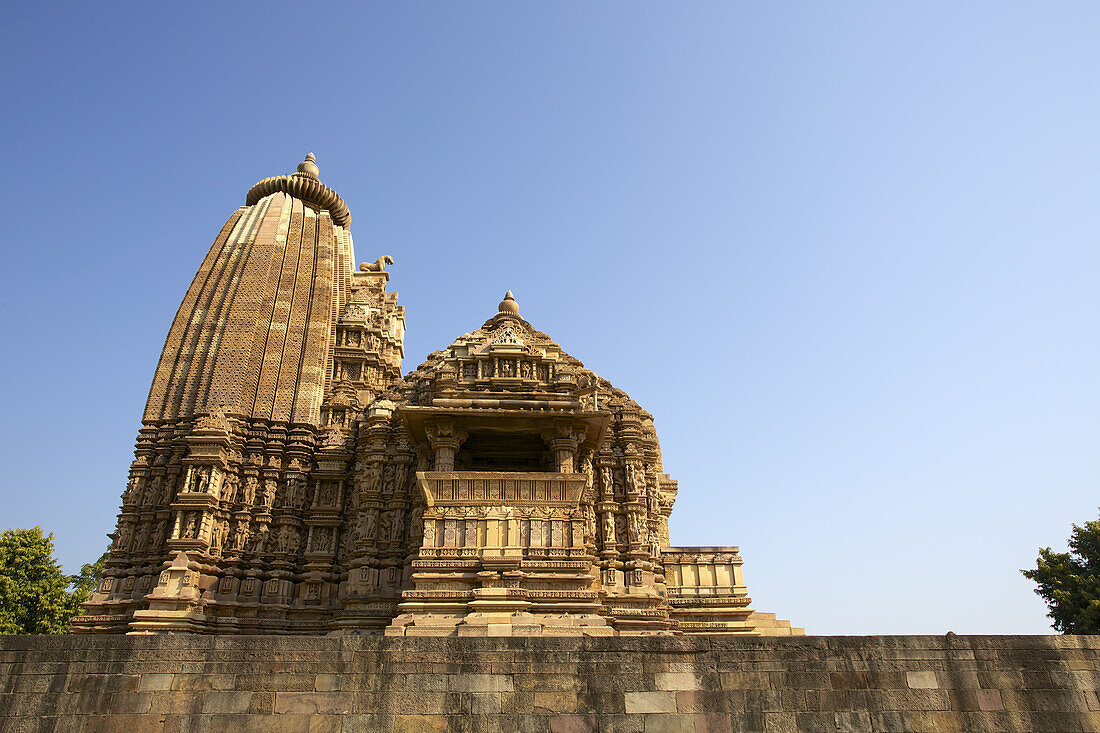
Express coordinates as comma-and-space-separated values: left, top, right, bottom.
545, 420, 585, 473
425, 420, 467, 471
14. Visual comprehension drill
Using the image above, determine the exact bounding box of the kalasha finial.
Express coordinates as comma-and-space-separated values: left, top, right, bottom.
498, 290, 519, 315
297, 152, 319, 179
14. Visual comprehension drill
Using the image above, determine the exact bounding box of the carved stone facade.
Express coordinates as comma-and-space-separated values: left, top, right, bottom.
73, 155, 801, 636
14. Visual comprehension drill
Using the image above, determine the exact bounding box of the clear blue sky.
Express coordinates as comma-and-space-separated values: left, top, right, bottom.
1, 3, 1097, 635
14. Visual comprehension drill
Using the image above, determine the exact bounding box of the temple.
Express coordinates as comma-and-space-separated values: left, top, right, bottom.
73, 155, 801, 637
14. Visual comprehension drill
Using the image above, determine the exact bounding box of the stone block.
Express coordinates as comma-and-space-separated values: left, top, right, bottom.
79, 714, 173, 733
761, 711, 796, 733
549, 714, 598, 733
172, 673, 236, 690
445, 674, 514, 693
371, 691, 448, 715
235, 673, 316, 691
975, 688, 1002, 712
138, 673, 174, 691
314, 673, 341, 691
109, 691, 154, 714
393, 714, 448, 733
307, 716, 342, 733
675, 690, 744, 714
640, 713, 691, 732
598, 716, 646, 733
906, 671, 939, 689
832, 711, 872, 732
338, 715, 398, 733
249, 690, 276, 714
202, 691, 252, 713
626, 691, 677, 714
204, 714, 316, 733
693, 713, 734, 733
586, 674, 654, 692
146, 690, 205, 714
470, 692, 503, 714
534, 691, 578, 713
274, 692, 355, 714
515, 673, 583, 692
656, 672, 700, 691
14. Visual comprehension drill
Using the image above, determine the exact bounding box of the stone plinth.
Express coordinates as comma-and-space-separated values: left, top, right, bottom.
2, 635, 1099, 731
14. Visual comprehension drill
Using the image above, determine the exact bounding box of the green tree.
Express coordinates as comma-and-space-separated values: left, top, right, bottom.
1022, 511, 1100, 634
69, 550, 109, 606
0, 527, 89, 634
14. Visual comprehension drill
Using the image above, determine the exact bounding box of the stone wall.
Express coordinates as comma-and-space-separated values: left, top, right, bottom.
1, 635, 1098, 732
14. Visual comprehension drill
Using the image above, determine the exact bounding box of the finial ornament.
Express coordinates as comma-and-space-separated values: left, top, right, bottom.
297, 152, 320, 179
498, 290, 520, 315
247, 153, 350, 227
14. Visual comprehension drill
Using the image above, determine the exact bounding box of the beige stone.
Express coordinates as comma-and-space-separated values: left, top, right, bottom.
72, 154, 797, 638
626, 691, 678, 714
906, 671, 939, 689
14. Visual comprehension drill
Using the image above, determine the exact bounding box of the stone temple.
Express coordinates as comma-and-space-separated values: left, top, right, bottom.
74, 154, 800, 637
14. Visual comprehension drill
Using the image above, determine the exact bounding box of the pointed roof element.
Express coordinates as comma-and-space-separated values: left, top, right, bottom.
296, 152, 320, 179
246, 153, 351, 227
498, 290, 520, 315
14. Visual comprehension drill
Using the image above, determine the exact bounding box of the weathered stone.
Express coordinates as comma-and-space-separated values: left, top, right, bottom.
71, 155, 798, 639
273, 691, 355, 715
625, 691, 677, 714
905, 671, 939, 689
549, 714, 598, 733
202, 691, 252, 714
393, 714, 448, 733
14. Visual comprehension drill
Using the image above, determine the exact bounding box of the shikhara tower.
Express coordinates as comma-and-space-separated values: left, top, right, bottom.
74, 155, 800, 636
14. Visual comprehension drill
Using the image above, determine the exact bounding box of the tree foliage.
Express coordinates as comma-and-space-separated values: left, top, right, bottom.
1022, 511, 1100, 634
0, 527, 96, 634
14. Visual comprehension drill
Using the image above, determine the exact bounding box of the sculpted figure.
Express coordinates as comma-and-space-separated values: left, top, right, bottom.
133, 524, 149, 552
262, 479, 277, 509
394, 462, 409, 494
124, 476, 140, 503
151, 520, 166, 550
210, 521, 224, 551
599, 467, 613, 499
366, 463, 383, 493
584, 503, 597, 542
286, 476, 305, 508
389, 508, 405, 541
362, 510, 377, 540
144, 476, 161, 506
242, 476, 257, 505
359, 254, 394, 272
224, 473, 239, 505
194, 466, 211, 494
601, 512, 615, 544
232, 521, 249, 551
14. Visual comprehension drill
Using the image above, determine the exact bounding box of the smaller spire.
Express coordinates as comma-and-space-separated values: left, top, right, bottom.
296, 152, 319, 179
498, 290, 520, 315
